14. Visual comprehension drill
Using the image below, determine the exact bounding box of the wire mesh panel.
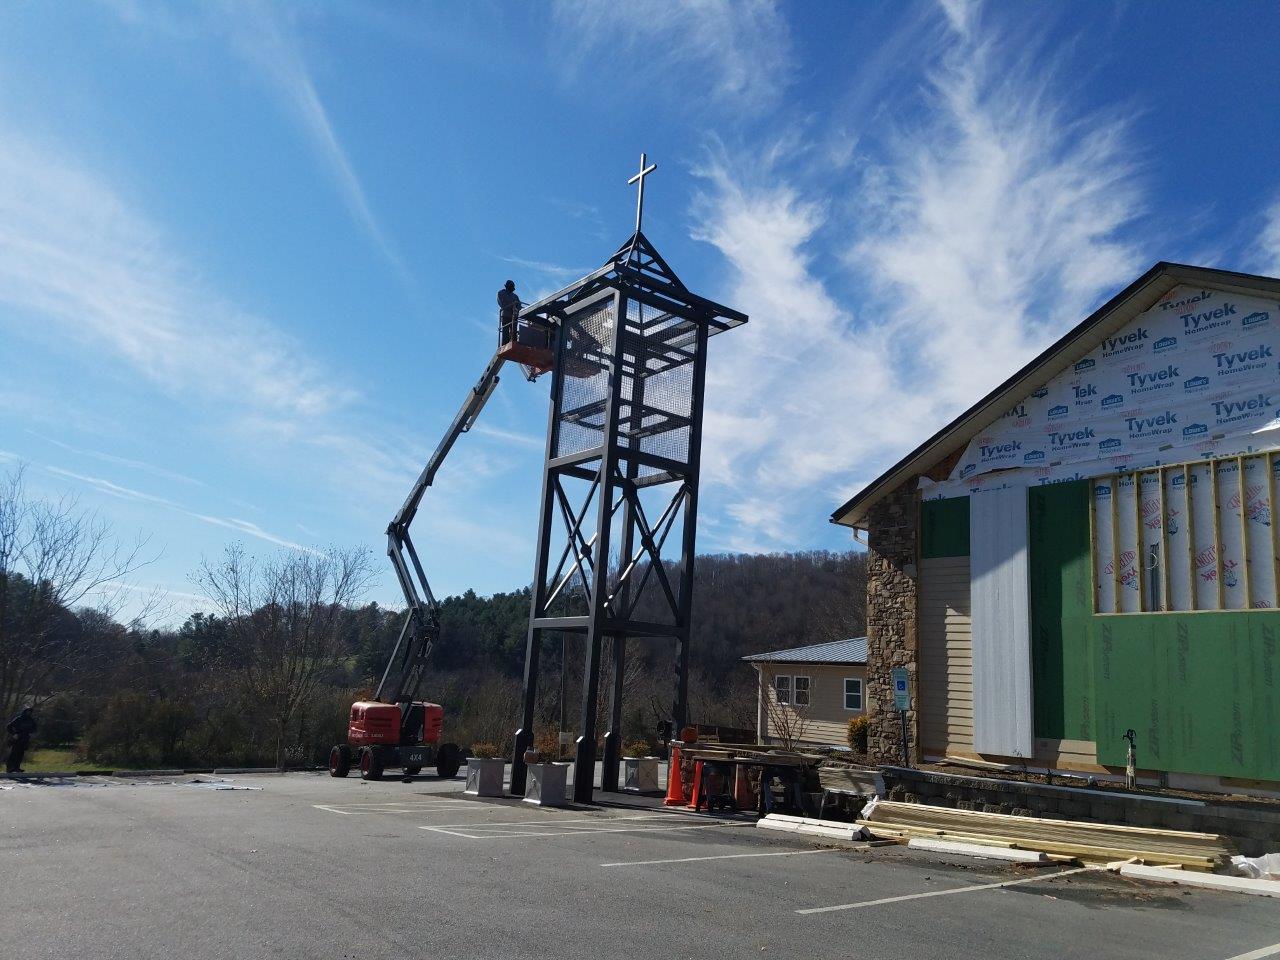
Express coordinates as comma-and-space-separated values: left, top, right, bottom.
555, 294, 616, 460
616, 298, 697, 473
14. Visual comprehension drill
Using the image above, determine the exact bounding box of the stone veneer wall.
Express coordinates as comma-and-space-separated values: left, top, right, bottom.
865, 479, 919, 764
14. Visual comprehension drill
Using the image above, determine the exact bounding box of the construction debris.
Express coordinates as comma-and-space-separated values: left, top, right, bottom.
859, 800, 1235, 871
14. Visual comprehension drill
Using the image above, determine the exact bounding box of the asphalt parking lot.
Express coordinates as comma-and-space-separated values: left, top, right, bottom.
3, 770, 1278, 960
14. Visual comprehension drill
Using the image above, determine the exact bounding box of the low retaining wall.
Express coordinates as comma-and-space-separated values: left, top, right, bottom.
881, 765, 1280, 856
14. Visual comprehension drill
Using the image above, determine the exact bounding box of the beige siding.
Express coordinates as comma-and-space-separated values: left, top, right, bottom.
919, 556, 973, 756
754, 663, 867, 748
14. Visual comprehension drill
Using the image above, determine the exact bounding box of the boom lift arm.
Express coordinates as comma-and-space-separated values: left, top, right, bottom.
378, 348, 507, 706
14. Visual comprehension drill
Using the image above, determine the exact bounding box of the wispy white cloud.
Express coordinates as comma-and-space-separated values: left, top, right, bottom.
692, 6, 1143, 549
27, 431, 206, 487
99, 0, 403, 276
0, 134, 351, 419
219, 1, 406, 277
500, 256, 592, 283
1255, 196, 1280, 277
46, 466, 321, 556
551, 0, 794, 112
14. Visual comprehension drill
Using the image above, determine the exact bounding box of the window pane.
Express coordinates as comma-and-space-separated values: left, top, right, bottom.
844, 678, 863, 710
794, 676, 810, 706
774, 676, 790, 704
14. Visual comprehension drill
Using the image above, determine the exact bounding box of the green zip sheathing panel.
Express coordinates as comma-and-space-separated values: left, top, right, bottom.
1093, 611, 1280, 780
1029, 481, 1093, 742
921, 497, 970, 559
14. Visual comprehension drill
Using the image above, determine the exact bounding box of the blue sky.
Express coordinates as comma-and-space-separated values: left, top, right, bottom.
2, 0, 1279, 622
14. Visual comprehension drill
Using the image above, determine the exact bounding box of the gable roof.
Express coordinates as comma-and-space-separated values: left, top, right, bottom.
742, 637, 868, 665
830, 262, 1280, 530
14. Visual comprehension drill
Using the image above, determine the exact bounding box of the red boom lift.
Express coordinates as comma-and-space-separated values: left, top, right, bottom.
328, 314, 553, 781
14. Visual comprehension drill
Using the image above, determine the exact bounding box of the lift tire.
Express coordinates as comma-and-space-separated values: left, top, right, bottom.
329, 744, 352, 778
404, 766, 422, 777
359, 748, 384, 781
435, 743, 461, 779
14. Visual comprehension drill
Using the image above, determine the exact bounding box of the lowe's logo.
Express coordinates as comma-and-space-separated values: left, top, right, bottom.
1023, 450, 1046, 463
1154, 335, 1178, 353
1101, 393, 1124, 409
1182, 301, 1236, 333
960, 463, 976, 478
1098, 437, 1122, 452
1102, 327, 1148, 355
979, 441, 1021, 459
1127, 365, 1179, 390
1074, 358, 1096, 372
1242, 310, 1270, 328
1050, 427, 1095, 447
1183, 422, 1209, 438
1048, 404, 1069, 419
1171, 473, 1186, 487
1031, 387, 1049, 399
1095, 483, 1112, 498
1184, 375, 1210, 391
1073, 383, 1097, 399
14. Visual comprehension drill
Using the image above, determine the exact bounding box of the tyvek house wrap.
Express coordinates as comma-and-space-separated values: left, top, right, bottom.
925, 285, 1280, 499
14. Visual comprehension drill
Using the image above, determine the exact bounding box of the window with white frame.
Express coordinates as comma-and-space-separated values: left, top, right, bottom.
1092, 452, 1279, 613
773, 674, 791, 704
844, 677, 864, 710
793, 676, 810, 706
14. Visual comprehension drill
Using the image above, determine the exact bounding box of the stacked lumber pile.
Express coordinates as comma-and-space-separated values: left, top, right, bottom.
859, 800, 1236, 871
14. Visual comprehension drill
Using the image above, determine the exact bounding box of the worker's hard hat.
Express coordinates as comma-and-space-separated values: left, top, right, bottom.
504, 280, 515, 290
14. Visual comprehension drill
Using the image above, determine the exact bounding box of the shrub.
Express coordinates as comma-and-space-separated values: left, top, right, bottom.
534, 727, 563, 761
623, 740, 652, 758
470, 741, 499, 759
847, 714, 870, 753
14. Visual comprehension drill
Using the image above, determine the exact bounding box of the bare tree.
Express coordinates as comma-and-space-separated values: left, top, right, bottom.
757, 667, 810, 751
0, 465, 153, 718
195, 543, 373, 767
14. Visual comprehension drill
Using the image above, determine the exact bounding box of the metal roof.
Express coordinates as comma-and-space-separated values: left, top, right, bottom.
829, 262, 1280, 530
741, 637, 868, 665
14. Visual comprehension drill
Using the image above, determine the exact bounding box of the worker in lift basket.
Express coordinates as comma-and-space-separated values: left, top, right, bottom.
497, 279, 521, 346
5, 706, 36, 773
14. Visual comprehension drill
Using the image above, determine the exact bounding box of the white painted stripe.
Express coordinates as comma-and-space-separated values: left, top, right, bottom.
797, 865, 1098, 914
419, 819, 675, 834
1224, 943, 1280, 960
421, 822, 726, 841
602, 849, 839, 867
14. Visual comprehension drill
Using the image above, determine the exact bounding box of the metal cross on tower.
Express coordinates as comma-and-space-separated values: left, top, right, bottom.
628, 153, 657, 234
509, 161, 747, 804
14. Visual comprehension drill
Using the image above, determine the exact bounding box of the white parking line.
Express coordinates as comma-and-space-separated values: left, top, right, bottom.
312, 800, 472, 816
797, 865, 1099, 914
1225, 943, 1280, 960
419, 814, 729, 841
602, 849, 839, 867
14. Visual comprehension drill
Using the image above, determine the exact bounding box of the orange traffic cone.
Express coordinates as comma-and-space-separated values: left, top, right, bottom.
663, 744, 686, 806
687, 760, 705, 810
733, 763, 754, 810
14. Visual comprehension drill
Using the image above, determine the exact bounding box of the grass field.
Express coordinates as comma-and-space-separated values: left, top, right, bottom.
14, 748, 108, 773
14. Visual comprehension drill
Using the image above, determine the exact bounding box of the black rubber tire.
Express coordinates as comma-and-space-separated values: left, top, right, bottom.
328, 744, 352, 778
403, 766, 422, 777
435, 742, 461, 779
359, 748, 383, 781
